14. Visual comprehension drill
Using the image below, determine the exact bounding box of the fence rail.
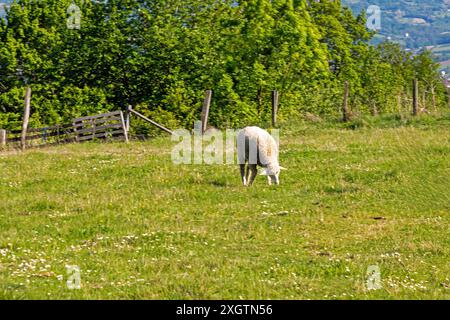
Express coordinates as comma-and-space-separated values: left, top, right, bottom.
0, 110, 128, 149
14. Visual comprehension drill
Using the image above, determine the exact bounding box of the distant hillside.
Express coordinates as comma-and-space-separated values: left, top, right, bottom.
342, 0, 450, 74
342, 0, 450, 47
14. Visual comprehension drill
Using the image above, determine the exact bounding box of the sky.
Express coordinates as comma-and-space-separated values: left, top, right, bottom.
0, 1, 11, 18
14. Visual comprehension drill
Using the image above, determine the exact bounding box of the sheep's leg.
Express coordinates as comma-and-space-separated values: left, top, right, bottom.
245, 164, 251, 184
248, 164, 258, 186
267, 176, 272, 185
240, 164, 247, 186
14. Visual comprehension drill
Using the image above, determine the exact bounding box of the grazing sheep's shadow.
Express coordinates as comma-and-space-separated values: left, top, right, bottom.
208, 179, 229, 187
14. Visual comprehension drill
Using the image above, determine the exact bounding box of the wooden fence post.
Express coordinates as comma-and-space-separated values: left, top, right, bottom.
342, 81, 350, 122
119, 111, 129, 143
412, 79, 419, 116
126, 105, 131, 132
201, 90, 212, 134
21, 86, 31, 151
0, 129, 6, 147
272, 90, 279, 127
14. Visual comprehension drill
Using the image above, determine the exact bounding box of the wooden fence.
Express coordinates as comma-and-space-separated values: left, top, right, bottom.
1, 110, 128, 149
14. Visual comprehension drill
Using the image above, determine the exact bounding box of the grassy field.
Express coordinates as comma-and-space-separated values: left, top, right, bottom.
0, 115, 449, 299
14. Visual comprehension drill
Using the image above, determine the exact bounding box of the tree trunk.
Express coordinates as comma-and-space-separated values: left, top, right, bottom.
422, 89, 426, 112
371, 102, 378, 116
412, 79, 418, 116
0, 129, 6, 147
431, 86, 436, 112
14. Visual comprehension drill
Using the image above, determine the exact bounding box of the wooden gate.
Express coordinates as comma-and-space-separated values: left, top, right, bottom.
1, 110, 128, 149
72, 111, 128, 143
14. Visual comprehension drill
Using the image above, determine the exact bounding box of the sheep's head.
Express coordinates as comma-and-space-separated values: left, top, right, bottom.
260, 164, 287, 185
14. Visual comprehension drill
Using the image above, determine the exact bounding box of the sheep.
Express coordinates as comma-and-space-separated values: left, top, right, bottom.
237, 126, 286, 186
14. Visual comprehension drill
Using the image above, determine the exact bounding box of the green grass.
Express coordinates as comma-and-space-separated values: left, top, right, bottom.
0, 116, 449, 299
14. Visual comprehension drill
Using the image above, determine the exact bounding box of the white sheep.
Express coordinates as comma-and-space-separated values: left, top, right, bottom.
237, 126, 286, 186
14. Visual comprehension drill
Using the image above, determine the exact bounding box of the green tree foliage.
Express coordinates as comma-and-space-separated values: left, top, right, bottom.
0, 0, 447, 132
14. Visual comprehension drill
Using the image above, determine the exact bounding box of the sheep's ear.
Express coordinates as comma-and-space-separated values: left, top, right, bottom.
259, 169, 269, 176
279, 166, 287, 171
